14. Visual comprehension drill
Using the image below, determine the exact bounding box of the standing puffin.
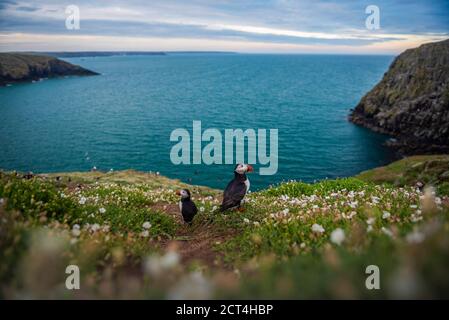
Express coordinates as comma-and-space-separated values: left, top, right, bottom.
220, 163, 253, 212
176, 189, 198, 224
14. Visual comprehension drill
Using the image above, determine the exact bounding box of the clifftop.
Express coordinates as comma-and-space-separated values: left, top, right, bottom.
349, 39, 449, 154
1, 156, 449, 298
0, 53, 98, 86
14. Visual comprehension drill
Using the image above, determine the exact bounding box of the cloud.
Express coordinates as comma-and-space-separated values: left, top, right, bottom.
0, 0, 448, 53
15, 5, 39, 12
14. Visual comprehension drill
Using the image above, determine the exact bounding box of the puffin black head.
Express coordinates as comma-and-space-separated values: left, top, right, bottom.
176, 189, 191, 200
234, 163, 254, 175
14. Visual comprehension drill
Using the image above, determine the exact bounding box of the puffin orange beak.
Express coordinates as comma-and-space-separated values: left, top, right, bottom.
175, 190, 181, 196
247, 165, 254, 172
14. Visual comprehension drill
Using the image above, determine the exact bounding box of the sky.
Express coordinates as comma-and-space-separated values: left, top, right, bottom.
0, 0, 448, 54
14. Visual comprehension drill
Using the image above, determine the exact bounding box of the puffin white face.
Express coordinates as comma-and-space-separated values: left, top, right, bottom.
176, 189, 190, 199
235, 163, 254, 175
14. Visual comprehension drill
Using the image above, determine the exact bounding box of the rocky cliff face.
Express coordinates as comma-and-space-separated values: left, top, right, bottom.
349, 39, 449, 155
0, 53, 98, 86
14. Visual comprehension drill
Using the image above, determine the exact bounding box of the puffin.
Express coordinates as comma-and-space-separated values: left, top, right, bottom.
220, 163, 253, 212
176, 189, 198, 224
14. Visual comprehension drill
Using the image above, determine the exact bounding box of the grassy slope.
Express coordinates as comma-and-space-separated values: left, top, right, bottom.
356, 155, 449, 194
1, 157, 449, 299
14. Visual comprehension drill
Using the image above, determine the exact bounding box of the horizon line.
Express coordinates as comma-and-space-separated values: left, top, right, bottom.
1, 50, 398, 56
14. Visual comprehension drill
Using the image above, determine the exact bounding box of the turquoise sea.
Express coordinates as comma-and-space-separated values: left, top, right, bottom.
0, 54, 396, 190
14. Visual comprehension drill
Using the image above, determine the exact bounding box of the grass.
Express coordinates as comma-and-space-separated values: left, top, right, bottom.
0, 157, 449, 299
356, 155, 449, 195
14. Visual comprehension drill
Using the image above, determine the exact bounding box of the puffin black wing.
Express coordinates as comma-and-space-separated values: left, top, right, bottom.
181, 200, 198, 223
220, 180, 247, 211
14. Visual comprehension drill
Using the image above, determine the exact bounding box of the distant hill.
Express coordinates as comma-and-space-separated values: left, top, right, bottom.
349, 39, 449, 155
40, 51, 167, 58
25, 51, 236, 58
0, 53, 99, 86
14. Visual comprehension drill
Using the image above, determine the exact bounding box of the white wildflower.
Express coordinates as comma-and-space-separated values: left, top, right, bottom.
142, 221, 152, 229
99, 207, 106, 214
367, 225, 373, 232
349, 201, 358, 209
79, 197, 87, 205
342, 211, 357, 220
330, 228, 345, 245
381, 227, 393, 237
168, 271, 213, 300
71, 224, 81, 237
311, 223, 325, 234
144, 251, 180, 277
382, 211, 391, 219
141, 230, 149, 238
243, 218, 250, 223
161, 251, 180, 269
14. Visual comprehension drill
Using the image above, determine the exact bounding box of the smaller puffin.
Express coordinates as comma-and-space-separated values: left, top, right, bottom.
23, 171, 34, 180
220, 163, 253, 212
176, 189, 198, 224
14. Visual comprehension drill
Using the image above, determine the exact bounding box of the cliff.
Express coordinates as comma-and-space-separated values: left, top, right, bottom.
349, 39, 449, 154
0, 53, 98, 86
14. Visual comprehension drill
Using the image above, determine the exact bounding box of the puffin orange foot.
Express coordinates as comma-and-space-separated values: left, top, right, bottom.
237, 207, 245, 212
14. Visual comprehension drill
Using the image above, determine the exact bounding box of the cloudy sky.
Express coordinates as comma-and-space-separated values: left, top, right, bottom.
0, 0, 448, 54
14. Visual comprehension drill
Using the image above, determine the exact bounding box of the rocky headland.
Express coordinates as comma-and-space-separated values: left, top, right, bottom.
349, 39, 449, 155
0, 53, 98, 86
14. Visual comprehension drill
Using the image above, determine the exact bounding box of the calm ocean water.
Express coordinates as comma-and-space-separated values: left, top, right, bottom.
0, 54, 396, 190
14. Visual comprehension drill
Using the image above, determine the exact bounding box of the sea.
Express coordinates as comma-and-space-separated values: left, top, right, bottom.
0, 53, 397, 190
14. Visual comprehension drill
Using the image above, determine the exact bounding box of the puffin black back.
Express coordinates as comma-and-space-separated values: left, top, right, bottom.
176, 189, 198, 224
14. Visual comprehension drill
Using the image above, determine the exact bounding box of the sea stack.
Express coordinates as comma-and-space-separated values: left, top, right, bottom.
349, 39, 449, 155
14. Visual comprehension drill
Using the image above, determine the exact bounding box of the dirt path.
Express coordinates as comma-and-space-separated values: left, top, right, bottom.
153, 203, 234, 268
